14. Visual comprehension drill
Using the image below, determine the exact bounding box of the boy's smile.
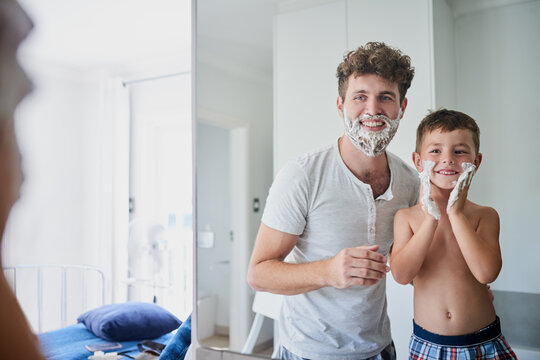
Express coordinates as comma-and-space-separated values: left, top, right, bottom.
414, 128, 481, 190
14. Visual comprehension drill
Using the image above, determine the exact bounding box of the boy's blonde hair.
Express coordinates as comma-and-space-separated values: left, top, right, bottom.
416, 109, 480, 154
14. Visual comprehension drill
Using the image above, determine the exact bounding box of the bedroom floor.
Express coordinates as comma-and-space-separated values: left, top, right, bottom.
201, 335, 273, 356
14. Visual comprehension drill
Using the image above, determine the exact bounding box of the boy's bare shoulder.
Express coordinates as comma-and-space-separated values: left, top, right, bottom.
465, 201, 499, 219
464, 201, 500, 230
395, 204, 424, 221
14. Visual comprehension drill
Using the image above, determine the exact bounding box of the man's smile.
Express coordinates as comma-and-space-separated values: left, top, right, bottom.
360, 119, 386, 131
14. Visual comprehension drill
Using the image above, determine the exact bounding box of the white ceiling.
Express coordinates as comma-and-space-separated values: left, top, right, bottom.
16, 0, 528, 80
18, 0, 191, 70
16, 0, 280, 82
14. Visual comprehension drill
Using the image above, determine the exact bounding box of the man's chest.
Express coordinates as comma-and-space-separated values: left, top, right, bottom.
297, 190, 405, 256
357, 172, 391, 199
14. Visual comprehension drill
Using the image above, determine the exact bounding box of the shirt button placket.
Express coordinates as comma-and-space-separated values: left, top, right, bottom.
368, 202, 376, 243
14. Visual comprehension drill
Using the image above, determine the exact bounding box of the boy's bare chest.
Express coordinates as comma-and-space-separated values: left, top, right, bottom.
411, 214, 472, 272
425, 231, 467, 269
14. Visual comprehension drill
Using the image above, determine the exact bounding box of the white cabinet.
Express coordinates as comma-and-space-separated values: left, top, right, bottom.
274, 0, 348, 173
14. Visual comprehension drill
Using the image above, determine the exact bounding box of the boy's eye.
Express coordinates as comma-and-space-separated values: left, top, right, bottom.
428, 149, 440, 154
454, 150, 468, 154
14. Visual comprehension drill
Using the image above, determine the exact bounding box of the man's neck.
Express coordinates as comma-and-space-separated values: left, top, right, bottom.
338, 135, 389, 182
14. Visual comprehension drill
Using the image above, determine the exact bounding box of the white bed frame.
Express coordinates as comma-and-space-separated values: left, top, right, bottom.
3, 264, 106, 333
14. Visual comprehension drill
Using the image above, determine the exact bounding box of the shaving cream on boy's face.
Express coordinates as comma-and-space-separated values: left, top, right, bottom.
419, 160, 441, 221
342, 107, 402, 157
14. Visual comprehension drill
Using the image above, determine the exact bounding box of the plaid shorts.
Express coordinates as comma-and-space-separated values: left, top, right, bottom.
279, 342, 396, 360
409, 317, 517, 360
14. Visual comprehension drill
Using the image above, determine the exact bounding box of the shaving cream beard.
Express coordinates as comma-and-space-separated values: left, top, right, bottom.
342, 107, 402, 157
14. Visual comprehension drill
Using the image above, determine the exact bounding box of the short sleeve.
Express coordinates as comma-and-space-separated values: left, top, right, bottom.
261, 160, 310, 235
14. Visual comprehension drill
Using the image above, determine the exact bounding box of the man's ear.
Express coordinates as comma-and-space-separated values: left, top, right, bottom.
400, 97, 408, 119
474, 152, 483, 169
412, 152, 422, 172
336, 96, 344, 118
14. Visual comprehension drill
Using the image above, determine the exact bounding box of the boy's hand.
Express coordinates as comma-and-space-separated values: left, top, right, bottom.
418, 160, 441, 221
447, 162, 476, 214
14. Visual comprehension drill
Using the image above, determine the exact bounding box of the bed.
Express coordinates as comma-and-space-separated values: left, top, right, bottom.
3, 264, 187, 360
39, 323, 174, 360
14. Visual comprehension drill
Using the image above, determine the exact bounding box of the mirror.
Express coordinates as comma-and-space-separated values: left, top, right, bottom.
194, 0, 540, 359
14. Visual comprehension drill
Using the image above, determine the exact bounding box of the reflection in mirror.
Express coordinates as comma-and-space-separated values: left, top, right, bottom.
195, 0, 275, 355
194, 0, 540, 359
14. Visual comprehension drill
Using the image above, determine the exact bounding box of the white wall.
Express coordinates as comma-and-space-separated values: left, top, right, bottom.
448, 2, 540, 355
452, 1, 540, 295
274, 1, 347, 172
432, 0, 456, 109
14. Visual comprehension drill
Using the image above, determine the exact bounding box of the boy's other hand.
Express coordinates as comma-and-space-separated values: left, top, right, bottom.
327, 245, 389, 289
447, 162, 476, 213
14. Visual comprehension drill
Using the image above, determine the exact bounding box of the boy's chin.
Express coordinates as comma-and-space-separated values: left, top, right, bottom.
431, 180, 456, 191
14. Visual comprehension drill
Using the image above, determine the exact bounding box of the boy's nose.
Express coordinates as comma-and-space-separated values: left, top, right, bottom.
442, 156, 455, 164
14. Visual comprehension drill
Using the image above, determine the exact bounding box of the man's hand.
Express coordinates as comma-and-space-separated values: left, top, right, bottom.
447, 162, 476, 214
418, 160, 440, 221
327, 245, 389, 288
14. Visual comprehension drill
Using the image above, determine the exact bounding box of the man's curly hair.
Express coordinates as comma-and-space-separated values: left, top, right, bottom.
336, 42, 415, 104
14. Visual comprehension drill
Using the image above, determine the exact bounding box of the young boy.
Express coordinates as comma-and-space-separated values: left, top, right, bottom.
390, 109, 517, 359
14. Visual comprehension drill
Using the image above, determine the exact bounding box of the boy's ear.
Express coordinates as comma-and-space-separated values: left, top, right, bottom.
474, 152, 483, 169
412, 152, 422, 172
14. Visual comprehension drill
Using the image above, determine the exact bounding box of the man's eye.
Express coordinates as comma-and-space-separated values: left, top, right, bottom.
381, 96, 393, 101
354, 95, 365, 101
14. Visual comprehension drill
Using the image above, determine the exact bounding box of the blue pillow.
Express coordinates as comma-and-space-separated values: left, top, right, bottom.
77, 302, 182, 341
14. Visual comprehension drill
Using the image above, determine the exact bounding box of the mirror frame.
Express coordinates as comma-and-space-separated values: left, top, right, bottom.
190, 1, 259, 358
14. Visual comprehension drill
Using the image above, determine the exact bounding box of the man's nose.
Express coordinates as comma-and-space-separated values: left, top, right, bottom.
364, 98, 381, 116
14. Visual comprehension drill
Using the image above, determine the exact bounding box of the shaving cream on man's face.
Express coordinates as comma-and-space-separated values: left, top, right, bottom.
342, 107, 402, 157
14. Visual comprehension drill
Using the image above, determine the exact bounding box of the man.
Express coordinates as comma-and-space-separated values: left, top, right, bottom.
0, 0, 45, 358
247, 42, 419, 360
